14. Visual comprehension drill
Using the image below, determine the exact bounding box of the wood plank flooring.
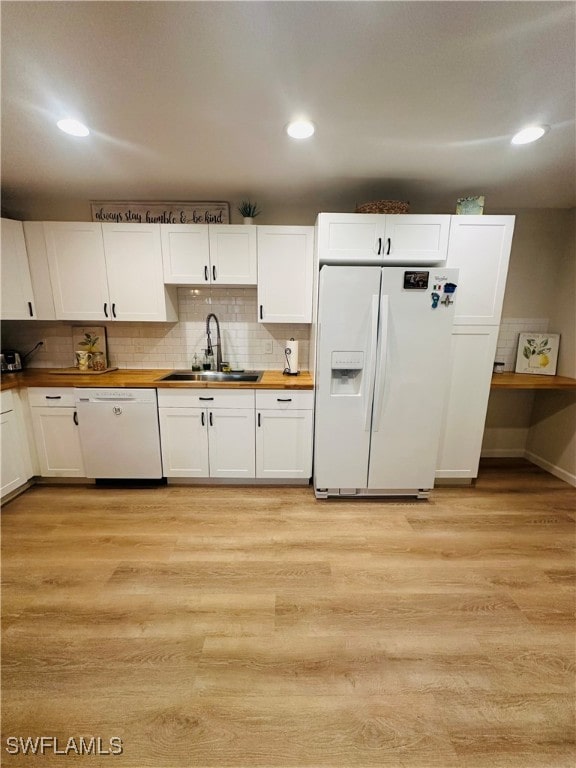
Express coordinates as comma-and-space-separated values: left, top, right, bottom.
2, 459, 575, 767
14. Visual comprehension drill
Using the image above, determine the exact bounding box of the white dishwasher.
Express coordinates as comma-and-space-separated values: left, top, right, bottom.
74, 389, 163, 479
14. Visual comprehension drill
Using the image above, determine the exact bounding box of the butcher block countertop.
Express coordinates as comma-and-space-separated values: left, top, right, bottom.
491, 372, 576, 389
1, 368, 314, 392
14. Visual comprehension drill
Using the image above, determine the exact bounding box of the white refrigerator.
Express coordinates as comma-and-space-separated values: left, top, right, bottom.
314, 265, 459, 498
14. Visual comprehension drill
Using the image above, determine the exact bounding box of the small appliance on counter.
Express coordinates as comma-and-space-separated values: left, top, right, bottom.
283, 338, 300, 376
0, 341, 44, 372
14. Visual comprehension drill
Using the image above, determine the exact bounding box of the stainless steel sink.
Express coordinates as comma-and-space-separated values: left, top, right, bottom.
157, 370, 264, 383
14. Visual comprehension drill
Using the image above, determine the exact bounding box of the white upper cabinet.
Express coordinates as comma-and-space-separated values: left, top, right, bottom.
44, 222, 177, 321
101, 223, 176, 321
44, 222, 109, 321
1, 218, 36, 319
257, 226, 314, 323
316, 213, 451, 265
162, 224, 257, 285
446, 215, 515, 325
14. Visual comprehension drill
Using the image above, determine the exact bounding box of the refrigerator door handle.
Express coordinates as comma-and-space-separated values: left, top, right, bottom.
371, 293, 389, 432
364, 294, 380, 431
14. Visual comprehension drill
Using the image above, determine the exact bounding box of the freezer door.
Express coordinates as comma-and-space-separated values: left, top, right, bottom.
368, 267, 459, 491
314, 266, 382, 489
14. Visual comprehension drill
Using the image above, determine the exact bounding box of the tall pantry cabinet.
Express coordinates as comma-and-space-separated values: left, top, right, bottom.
436, 215, 515, 480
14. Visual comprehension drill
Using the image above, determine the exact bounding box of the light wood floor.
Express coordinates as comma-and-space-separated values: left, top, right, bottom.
2, 459, 575, 768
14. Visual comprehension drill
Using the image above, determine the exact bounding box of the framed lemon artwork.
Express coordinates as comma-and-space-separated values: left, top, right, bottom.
515, 333, 560, 376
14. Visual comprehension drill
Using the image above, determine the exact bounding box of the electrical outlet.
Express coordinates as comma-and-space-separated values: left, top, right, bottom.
264, 340, 273, 354
38, 338, 48, 353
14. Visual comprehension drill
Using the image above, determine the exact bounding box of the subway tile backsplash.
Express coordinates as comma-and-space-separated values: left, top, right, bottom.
495, 317, 549, 371
2, 287, 311, 371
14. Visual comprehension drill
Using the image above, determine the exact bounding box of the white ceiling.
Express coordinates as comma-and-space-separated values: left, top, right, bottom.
1, 1, 575, 220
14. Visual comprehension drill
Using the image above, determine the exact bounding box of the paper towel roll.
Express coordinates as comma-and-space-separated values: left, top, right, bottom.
284, 339, 299, 374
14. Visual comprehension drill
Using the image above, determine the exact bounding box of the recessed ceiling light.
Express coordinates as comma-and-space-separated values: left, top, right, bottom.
286, 120, 315, 139
57, 118, 90, 137
511, 125, 549, 145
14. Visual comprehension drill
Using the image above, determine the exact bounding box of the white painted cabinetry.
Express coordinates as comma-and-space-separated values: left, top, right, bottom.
161, 224, 257, 285
1, 218, 36, 320
255, 391, 314, 479
44, 222, 177, 321
1, 390, 31, 498
446, 215, 515, 325
257, 226, 314, 323
436, 215, 515, 482
158, 389, 255, 479
436, 326, 499, 480
28, 388, 85, 477
316, 213, 451, 265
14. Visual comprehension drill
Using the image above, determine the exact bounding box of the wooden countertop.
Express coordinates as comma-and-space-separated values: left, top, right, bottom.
491, 372, 576, 390
1, 368, 314, 392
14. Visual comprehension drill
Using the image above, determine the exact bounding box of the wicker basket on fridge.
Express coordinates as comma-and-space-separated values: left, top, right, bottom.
355, 200, 410, 214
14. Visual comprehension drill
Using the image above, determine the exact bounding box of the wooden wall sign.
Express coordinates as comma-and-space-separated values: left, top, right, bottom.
91, 201, 230, 225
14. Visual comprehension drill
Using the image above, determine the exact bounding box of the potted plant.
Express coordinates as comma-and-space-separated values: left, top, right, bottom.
237, 200, 261, 224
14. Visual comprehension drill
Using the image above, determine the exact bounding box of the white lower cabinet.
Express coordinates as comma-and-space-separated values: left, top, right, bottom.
1, 391, 30, 498
436, 326, 499, 481
158, 389, 255, 479
28, 388, 85, 477
256, 391, 314, 479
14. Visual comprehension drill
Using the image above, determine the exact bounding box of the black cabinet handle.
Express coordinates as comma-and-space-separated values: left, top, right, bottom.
201, 411, 205, 426
377, 238, 382, 255
73, 411, 78, 425
199, 397, 214, 401
277, 398, 292, 402
104, 303, 108, 318
46, 395, 62, 400
386, 238, 391, 255
209, 411, 213, 427
257, 413, 261, 427
212, 265, 217, 281
28, 301, 34, 317
259, 305, 263, 320
112, 303, 116, 318
204, 265, 209, 282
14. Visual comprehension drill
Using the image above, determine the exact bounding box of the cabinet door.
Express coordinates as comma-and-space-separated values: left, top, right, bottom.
102, 224, 172, 321
316, 213, 385, 263
159, 407, 209, 477
256, 409, 313, 479
22, 222, 56, 319
446, 216, 515, 325
30, 407, 85, 477
209, 225, 257, 284
436, 326, 498, 480
208, 408, 255, 478
161, 224, 210, 284
44, 222, 110, 321
257, 226, 314, 323
384, 215, 450, 264
1, 409, 28, 497
1, 218, 35, 319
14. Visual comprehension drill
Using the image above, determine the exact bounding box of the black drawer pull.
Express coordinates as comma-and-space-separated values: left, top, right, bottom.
386, 238, 391, 255
73, 411, 78, 425
45, 396, 62, 400
212, 265, 217, 281
204, 265, 209, 282
28, 301, 34, 317
104, 303, 108, 317
112, 303, 116, 318
258, 413, 261, 427
277, 398, 292, 402
377, 238, 382, 256
209, 411, 213, 426
199, 397, 214, 401
201, 411, 205, 426
259, 305, 263, 320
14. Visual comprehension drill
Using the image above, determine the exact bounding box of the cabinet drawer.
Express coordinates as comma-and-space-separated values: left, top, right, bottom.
157, 388, 255, 409
0, 390, 15, 414
28, 387, 76, 407
256, 390, 314, 410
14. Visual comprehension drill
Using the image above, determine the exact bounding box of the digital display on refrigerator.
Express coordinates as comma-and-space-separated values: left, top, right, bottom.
403, 271, 429, 289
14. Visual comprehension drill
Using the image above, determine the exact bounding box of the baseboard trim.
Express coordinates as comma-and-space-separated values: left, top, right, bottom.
524, 450, 576, 488
481, 448, 526, 458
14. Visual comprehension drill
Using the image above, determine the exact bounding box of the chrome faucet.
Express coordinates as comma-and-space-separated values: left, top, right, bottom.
205, 313, 223, 371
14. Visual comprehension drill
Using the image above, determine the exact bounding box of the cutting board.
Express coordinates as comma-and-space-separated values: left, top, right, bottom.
49, 367, 119, 375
